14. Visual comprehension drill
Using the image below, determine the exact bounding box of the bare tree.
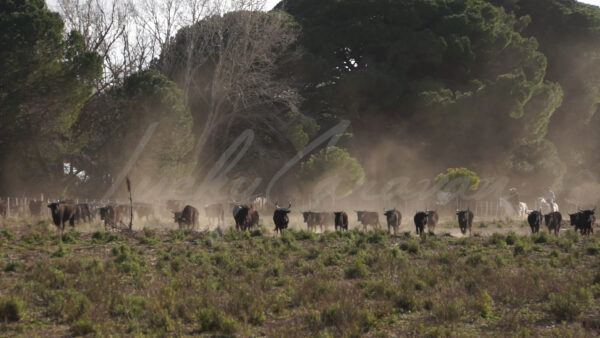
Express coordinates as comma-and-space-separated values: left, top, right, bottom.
55, 0, 266, 90
57, 0, 133, 90
158, 9, 300, 172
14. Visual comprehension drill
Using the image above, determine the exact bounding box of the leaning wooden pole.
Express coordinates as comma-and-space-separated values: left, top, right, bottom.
126, 176, 133, 231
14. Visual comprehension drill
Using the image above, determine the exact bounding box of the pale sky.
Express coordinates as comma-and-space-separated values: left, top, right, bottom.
47, 0, 599, 12
579, 0, 600, 6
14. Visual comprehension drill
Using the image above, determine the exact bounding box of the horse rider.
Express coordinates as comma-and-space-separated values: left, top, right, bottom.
545, 187, 555, 204
508, 187, 519, 212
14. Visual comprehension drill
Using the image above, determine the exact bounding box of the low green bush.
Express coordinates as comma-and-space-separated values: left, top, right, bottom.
0, 297, 25, 322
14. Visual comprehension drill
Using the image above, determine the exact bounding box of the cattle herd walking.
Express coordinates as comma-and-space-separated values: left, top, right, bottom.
0, 196, 596, 238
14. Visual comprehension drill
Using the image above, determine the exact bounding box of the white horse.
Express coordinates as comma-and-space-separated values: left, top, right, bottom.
499, 198, 528, 218
536, 197, 558, 214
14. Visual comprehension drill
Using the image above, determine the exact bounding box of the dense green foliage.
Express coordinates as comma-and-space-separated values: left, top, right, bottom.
281, 0, 565, 189
299, 146, 365, 196
488, 0, 600, 191
71, 70, 194, 194
0, 0, 102, 194
1, 0, 600, 201
434, 167, 481, 191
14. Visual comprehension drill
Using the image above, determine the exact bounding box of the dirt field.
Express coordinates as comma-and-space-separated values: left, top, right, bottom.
0, 216, 599, 336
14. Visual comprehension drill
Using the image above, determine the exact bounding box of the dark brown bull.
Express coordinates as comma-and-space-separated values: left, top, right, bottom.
234, 205, 259, 231
528, 210, 542, 233
568, 212, 582, 234
580, 209, 596, 236
384, 209, 402, 235
426, 210, 439, 235
303, 211, 320, 232
356, 211, 380, 231
456, 209, 474, 236
74, 203, 92, 223
544, 211, 562, 235
29, 200, 44, 218
318, 212, 334, 229
100, 205, 125, 230
174, 205, 199, 230
273, 202, 291, 235
205, 203, 224, 226
334, 211, 348, 231
48, 202, 76, 232
414, 211, 428, 235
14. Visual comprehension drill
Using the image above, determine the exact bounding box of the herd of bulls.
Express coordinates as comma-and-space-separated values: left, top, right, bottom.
0, 198, 596, 237
526, 209, 596, 236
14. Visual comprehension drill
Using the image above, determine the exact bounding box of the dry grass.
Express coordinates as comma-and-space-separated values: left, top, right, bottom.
0, 216, 599, 336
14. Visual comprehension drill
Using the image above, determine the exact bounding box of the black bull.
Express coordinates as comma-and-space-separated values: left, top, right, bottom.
528, 210, 543, 234
456, 209, 473, 236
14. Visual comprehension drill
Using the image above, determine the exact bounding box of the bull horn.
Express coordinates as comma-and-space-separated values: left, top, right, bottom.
288, 201, 291, 209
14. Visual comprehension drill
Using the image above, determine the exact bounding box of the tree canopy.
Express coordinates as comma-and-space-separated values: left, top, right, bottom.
2, 0, 600, 200
434, 168, 481, 191
71, 70, 194, 196
278, 0, 570, 195
0, 0, 102, 195
299, 146, 365, 196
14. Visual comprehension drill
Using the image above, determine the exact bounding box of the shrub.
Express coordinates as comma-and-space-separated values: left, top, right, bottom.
149, 310, 174, 331
394, 293, 418, 313
109, 294, 147, 319
548, 287, 592, 322
61, 229, 80, 244
48, 290, 91, 322
143, 227, 156, 238
294, 229, 316, 241
0, 297, 25, 322
532, 232, 549, 244
433, 298, 464, 322
557, 237, 574, 252
320, 303, 374, 332
71, 319, 96, 336
344, 259, 369, 279
0, 229, 14, 240
366, 231, 387, 245
322, 252, 343, 267
51, 243, 69, 258
196, 307, 237, 334
564, 230, 581, 243
4, 260, 24, 272
465, 253, 486, 267
91, 231, 123, 243
474, 290, 493, 318
505, 232, 518, 245
399, 240, 419, 254
306, 247, 321, 260
585, 238, 600, 255
513, 242, 530, 256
